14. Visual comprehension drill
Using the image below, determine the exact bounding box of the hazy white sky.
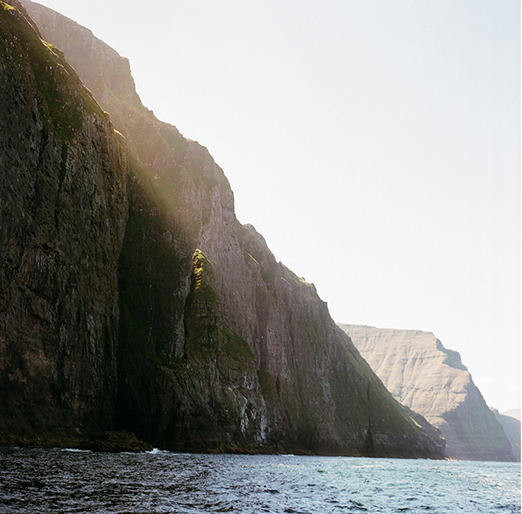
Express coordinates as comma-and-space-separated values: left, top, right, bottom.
34, 0, 520, 413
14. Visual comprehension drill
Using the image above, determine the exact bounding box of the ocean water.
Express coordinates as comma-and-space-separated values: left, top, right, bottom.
0, 447, 519, 513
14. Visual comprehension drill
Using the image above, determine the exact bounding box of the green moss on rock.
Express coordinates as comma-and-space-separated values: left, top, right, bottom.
0, 2, 105, 141
224, 326, 255, 359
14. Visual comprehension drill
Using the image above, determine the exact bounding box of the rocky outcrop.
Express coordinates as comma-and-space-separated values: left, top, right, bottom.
339, 324, 515, 461
491, 408, 521, 461
0, 2, 127, 437
79, 431, 153, 453
2, 0, 444, 457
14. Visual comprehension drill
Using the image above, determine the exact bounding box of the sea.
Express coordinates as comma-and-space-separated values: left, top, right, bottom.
0, 447, 519, 513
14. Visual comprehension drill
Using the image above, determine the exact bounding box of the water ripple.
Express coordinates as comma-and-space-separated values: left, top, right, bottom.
0, 448, 519, 513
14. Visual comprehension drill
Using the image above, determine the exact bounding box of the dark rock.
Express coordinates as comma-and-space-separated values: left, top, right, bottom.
80, 431, 153, 453
0, 1, 127, 438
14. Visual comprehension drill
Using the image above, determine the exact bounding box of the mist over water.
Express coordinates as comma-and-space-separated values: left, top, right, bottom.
0, 447, 519, 513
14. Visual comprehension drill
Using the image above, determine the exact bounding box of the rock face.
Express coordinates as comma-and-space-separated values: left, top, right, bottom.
339, 324, 515, 461
491, 408, 521, 461
1, 0, 445, 457
0, 2, 127, 437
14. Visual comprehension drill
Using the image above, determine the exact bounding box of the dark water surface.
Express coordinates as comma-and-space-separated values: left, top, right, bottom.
0, 447, 519, 513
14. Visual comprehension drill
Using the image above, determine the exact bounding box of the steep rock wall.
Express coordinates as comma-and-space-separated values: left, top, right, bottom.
13, 0, 445, 457
339, 324, 515, 461
0, 2, 127, 437
235, 225, 445, 456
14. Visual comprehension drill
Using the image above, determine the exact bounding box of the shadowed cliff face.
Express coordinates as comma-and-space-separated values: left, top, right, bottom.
339, 324, 515, 461
0, 2, 128, 437
6, 0, 445, 457
491, 409, 521, 462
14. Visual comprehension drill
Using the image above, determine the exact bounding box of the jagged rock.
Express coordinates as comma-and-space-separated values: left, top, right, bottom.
339, 324, 515, 461
2, 0, 444, 458
0, 2, 127, 437
79, 431, 153, 453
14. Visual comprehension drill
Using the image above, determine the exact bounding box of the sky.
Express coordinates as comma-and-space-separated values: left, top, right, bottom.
33, 0, 520, 414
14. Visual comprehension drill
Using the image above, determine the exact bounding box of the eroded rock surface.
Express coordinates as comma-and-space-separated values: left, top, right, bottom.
339, 324, 515, 461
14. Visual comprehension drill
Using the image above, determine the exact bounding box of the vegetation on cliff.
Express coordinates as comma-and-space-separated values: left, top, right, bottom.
0, 2, 105, 140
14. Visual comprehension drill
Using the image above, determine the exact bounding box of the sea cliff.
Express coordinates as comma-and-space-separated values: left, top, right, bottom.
339, 324, 516, 461
0, 0, 444, 458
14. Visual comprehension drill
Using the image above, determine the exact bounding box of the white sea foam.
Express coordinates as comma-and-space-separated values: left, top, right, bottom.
147, 448, 168, 455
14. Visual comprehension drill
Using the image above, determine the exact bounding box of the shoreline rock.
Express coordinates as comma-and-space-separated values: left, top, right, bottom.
79, 431, 153, 453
